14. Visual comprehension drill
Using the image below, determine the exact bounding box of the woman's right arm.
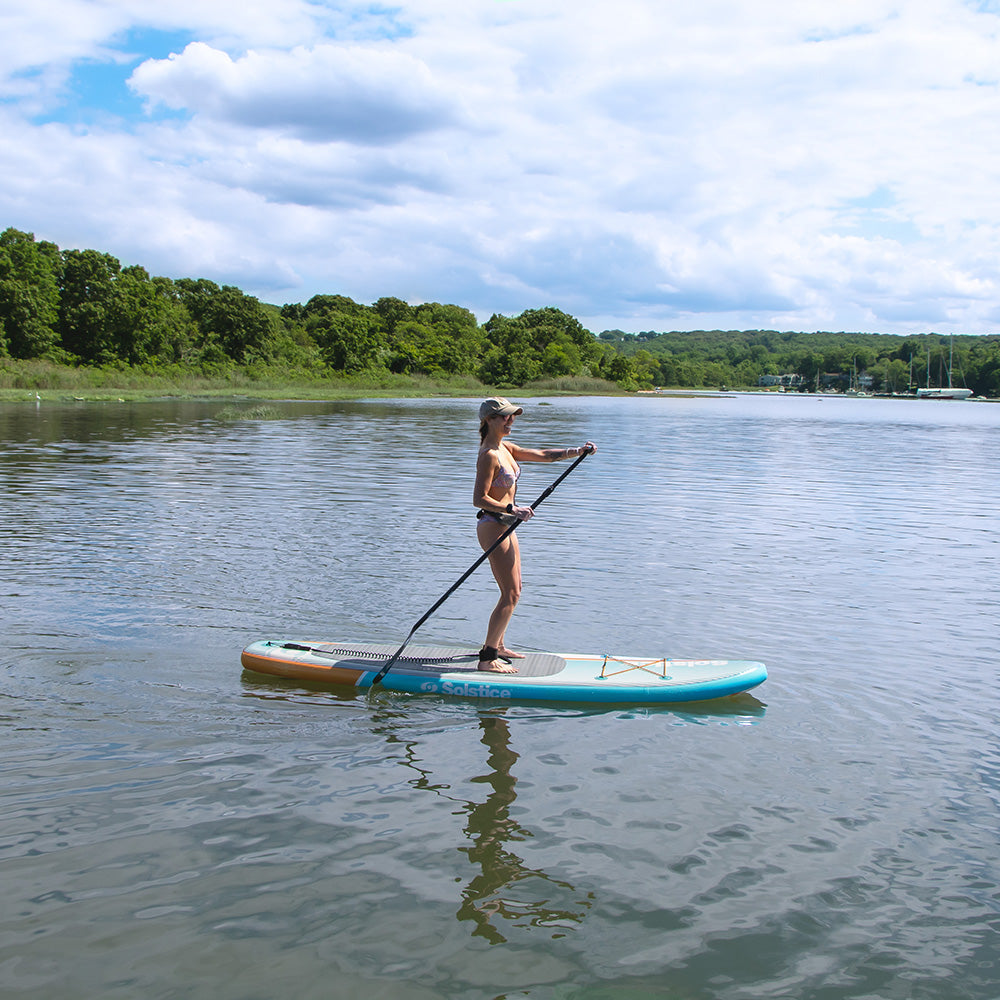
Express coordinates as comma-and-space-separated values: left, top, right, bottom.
473, 449, 503, 511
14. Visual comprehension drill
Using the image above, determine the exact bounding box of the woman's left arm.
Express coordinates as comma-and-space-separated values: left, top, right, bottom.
507, 441, 597, 463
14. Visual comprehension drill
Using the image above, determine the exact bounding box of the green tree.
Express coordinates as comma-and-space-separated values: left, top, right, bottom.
519, 307, 601, 373
212, 286, 278, 363
478, 307, 601, 385
0, 228, 62, 358
478, 313, 541, 386
412, 302, 483, 374
386, 319, 433, 373
58, 248, 122, 363
600, 354, 639, 389
655, 355, 677, 386
539, 338, 581, 377
631, 349, 659, 387
104, 265, 155, 364
822, 346, 850, 373
795, 352, 825, 386
968, 339, 1000, 395
317, 312, 385, 372
877, 358, 909, 393
176, 278, 278, 364
300, 294, 386, 372
734, 359, 758, 386
147, 276, 200, 364
373, 296, 413, 335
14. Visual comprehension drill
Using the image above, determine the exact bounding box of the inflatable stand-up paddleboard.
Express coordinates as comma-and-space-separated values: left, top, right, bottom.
240, 641, 767, 704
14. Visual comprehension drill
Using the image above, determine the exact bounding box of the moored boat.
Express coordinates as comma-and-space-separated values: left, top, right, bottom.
915, 386, 974, 400
917, 336, 972, 399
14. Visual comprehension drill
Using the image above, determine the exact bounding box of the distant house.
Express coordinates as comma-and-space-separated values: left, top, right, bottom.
758, 374, 804, 388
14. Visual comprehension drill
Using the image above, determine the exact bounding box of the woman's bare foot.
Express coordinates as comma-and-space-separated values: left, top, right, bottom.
478, 645, 517, 674
498, 647, 525, 660
479, 658, 517, 674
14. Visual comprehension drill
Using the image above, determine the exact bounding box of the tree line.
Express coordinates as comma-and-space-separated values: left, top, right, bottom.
3, 227, 999, 394
605, 327, 1000, 395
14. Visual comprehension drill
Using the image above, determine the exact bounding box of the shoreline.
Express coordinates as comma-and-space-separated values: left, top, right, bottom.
2, 362, 991, 404
6, 387, 994, 404
0, 360, 631, 403
0, 386, 633, 404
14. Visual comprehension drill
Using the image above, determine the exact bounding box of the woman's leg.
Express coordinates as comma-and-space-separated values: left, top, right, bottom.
476, 520, 521, 673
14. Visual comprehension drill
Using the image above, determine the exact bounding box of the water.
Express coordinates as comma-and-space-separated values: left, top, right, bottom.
1, 393, 998, 999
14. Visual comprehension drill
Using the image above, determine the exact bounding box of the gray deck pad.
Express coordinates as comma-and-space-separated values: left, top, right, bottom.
300, 643, 567, 679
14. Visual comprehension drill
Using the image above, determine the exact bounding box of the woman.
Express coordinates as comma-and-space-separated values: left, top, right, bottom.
473, 397, 596, 673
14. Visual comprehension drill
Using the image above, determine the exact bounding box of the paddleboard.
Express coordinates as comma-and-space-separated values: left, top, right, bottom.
240, 641, 767, 704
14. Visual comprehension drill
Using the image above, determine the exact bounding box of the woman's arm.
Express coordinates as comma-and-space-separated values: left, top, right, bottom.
507, 441, 596, 462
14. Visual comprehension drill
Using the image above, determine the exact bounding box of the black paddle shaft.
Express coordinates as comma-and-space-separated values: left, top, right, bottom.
368, 447, 592, 687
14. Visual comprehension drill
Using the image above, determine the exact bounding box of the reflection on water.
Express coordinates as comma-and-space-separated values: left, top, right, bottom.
456, 714, 593, 943
366, 704, 593, 946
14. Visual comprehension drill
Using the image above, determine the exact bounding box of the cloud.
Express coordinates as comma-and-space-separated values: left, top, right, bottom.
219, 141, 450, 209
129, 41, 460, 143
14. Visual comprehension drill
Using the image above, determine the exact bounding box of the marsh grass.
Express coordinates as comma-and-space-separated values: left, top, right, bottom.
216, 404, 285, 421
0, 360, 485, 401
0, 358, 622, 402
525, 375, 623, 394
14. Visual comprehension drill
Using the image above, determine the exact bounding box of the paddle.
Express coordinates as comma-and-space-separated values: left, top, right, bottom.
367, 447, 593, 688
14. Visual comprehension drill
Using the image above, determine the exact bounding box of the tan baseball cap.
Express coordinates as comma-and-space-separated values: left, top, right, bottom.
478, 397, 523, 420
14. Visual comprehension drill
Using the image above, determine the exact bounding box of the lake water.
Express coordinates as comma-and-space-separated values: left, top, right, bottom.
1, 393, 998, 1000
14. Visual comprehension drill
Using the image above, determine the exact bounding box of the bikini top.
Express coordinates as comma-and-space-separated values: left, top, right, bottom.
492, 458, 520, 491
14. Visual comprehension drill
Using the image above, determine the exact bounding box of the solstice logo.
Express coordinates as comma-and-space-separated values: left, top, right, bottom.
421, 680, 513, 698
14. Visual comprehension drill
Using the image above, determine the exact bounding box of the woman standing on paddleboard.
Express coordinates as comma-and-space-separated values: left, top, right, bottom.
474, 397, 596, 673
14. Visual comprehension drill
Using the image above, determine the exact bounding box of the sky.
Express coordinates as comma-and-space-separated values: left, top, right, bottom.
3, 0, 1000, 335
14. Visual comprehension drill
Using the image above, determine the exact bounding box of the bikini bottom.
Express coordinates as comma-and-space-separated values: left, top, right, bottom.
476, 509, 520, 527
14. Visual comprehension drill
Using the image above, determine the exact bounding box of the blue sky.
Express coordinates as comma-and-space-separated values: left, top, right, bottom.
30, 29, 194, 126
3, 0, 1000, 334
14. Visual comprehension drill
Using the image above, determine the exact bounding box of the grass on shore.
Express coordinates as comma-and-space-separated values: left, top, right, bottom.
0, 358, 629, 402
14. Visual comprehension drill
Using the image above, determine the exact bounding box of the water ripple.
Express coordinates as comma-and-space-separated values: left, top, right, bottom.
2, 396, 999, 999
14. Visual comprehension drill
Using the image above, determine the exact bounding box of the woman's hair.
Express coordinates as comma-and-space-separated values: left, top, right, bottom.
479, 420, 488, 443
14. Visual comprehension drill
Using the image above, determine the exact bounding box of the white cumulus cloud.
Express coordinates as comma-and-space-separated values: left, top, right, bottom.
129, 42, 461, 143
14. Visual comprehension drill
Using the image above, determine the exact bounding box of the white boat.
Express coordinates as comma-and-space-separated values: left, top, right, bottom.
916, 336, 972, 399
915, 386, 974, 400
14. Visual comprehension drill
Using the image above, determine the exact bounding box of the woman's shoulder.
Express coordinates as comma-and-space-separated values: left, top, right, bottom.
481, 439, 517, 455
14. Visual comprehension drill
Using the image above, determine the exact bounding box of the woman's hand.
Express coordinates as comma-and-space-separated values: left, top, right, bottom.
581, 441, 597, 454
512, 504, 534, 521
